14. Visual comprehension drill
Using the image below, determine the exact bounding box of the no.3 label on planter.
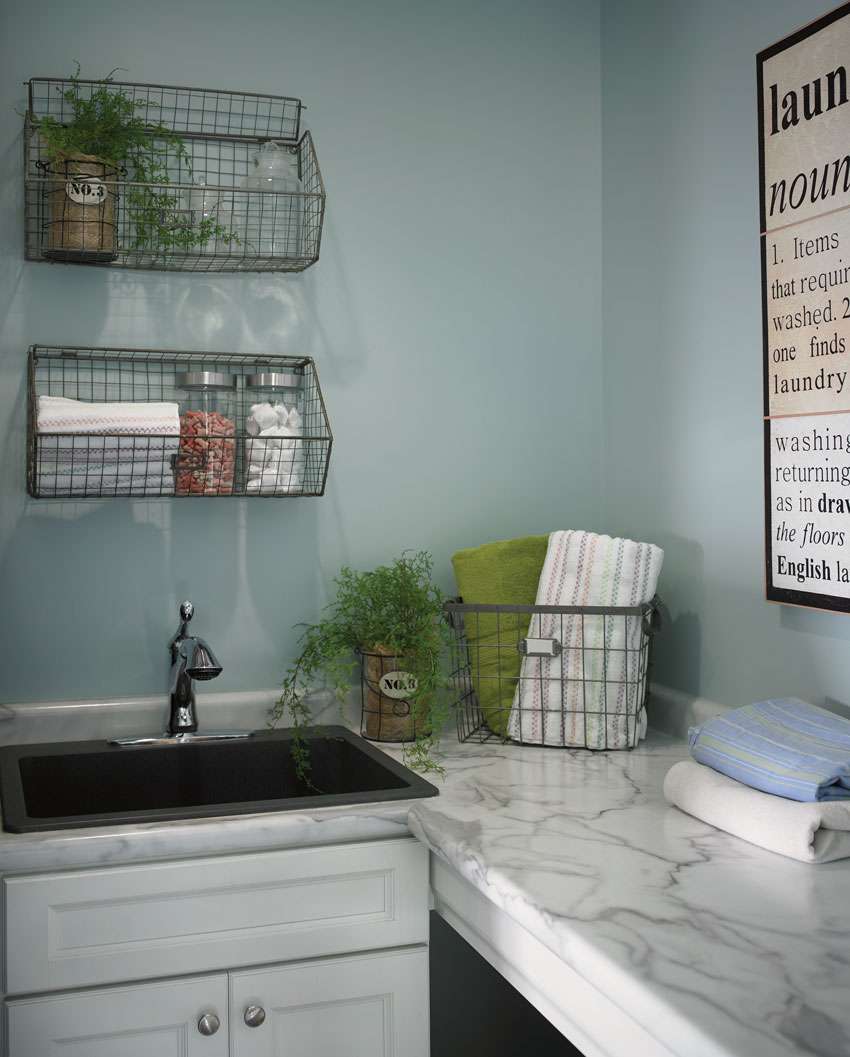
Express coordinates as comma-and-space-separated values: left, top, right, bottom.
378, 671, 418, 699
65, 176, 106, 206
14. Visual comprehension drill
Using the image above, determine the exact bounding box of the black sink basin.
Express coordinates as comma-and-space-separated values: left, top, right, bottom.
0, 726, 439, 833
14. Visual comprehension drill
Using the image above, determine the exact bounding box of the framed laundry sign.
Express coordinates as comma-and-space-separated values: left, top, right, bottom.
759, 2, 850, 611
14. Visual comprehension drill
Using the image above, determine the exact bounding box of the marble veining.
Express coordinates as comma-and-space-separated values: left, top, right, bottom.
408, 731, 850, 1057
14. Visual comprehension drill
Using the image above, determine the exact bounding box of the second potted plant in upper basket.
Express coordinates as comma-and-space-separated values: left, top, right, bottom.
32, 64, 236, 261
270, 550, 455, 780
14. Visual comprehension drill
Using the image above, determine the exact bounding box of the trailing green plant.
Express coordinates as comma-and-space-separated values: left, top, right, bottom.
270, 551, 455, 781
32, 64, 237, 253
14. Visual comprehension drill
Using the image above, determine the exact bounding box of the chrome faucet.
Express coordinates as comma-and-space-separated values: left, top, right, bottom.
109, 601, 253, 746
167, 600, 222, 734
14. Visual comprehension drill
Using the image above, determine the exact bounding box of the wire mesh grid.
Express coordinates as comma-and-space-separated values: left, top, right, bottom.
444, 599, 660, 750
27, 345, 333, 499
24, 78, 325, 273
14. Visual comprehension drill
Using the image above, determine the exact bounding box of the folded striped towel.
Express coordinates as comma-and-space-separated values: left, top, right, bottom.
507, 530, 663, 749
38, 457, 176, 479
37, 434, 180, 463
37, 395, 180, 435
688, 699, 850, 802
44, 475, 175, 497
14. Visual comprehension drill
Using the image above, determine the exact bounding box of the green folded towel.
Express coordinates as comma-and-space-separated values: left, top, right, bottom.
451, 535, 549, 736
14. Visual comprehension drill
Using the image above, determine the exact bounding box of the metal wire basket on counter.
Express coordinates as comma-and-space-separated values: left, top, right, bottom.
26, 345, 332, 499
444, 598, 660, 750
23, 78, 325, 273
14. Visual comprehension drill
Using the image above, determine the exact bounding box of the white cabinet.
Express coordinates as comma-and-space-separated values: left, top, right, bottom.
7, 948, 429, 1057
231, 947, 428, 1056
8, 975, 230, 1057
3, 837, 429, 1057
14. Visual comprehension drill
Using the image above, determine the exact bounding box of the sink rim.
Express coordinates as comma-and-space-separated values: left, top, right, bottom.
0, 725, 439, 833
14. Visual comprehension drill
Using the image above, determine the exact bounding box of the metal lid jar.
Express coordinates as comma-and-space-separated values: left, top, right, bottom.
175, 371, 237, 496
244, 371, 304, 494
245, 371, 303, 433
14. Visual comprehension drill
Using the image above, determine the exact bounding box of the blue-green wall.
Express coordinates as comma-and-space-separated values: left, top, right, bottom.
601, 0, 850, 708
6, 0, 843, 716
0, 0, 602, 701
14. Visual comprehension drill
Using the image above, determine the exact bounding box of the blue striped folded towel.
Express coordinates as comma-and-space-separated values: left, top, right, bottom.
688, 699, 850, 802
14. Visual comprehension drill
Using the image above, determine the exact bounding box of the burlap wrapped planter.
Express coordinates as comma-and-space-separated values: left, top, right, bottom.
360, 648, 430, 742
46, 155, 118, 261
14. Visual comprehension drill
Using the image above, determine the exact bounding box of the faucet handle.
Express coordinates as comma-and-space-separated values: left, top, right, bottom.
169, 600, 196, 655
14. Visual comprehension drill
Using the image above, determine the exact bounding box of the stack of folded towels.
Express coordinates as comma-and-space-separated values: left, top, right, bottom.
664, 697, 850, 863
36, 395, 180, 497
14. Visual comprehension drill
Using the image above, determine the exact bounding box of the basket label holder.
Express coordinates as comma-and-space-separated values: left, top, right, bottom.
519, 637, 562, 657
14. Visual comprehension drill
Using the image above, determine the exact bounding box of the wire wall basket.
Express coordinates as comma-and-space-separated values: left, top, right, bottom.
27, 345, 333, 499
24, 78, 325, 273
444, 598, 660, 751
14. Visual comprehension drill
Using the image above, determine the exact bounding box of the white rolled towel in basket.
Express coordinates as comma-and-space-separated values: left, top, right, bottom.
507, 530, 663, 749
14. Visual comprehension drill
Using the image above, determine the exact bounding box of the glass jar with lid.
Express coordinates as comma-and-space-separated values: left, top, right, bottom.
175, 371, 237, 496
244, 371, 304, 494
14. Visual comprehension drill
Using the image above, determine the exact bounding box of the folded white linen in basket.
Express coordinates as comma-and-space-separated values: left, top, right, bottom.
37, 434, 179, 464
38, 460, 175, 484
507, 530, 663, 749
37, 395, 181, 435
664, 758, 850, 863
38, 453, 176, 479
42, 471, 175, 496
36, 397, 180, 496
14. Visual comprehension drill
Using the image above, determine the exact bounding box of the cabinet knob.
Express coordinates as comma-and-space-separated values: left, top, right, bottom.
244, 1004, 266, 1028
198, 1011, 221, 1036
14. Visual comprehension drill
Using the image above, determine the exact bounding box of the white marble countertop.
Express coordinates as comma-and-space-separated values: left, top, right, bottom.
409, 726, 850, 1057
1, 690, 848, 1057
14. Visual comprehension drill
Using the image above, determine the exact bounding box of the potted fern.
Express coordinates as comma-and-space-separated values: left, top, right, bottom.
32, 65, 235, 260
270, 551, 454, 779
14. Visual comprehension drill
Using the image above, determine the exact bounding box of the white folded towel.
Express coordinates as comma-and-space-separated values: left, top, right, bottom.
43, 474, 175, 497
35, 397, 180, 497
664, 758, 850, 863
37, 434, 179, 464
38, 458, 175, 480
37, 395, 181, 435
507, 530, 663, 749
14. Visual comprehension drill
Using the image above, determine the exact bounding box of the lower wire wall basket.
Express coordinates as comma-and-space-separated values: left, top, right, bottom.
26, 345, 332, 499
444, 598, 660, 750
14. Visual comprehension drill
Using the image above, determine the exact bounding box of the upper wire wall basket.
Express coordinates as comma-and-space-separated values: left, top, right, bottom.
24, 78, 325, 273
444, 598, 660, 751
27, 345, 333, 499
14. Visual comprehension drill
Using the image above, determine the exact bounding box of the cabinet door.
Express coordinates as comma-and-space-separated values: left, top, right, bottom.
7, 974, 228, 1057
231, 946, 429, 1057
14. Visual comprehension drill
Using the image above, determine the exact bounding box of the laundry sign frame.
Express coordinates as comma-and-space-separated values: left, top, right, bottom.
759, 1, 850, 612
